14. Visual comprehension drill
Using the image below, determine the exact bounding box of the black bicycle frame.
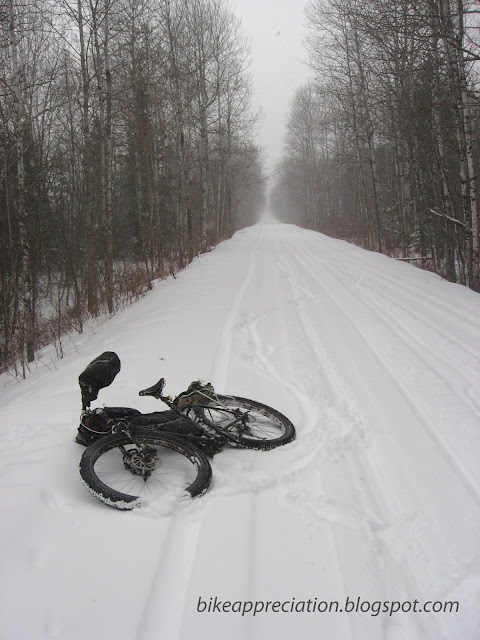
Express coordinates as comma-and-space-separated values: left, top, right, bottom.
156, 394, 250, 445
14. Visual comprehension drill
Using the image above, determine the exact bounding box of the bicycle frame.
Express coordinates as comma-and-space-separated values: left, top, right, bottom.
78, 394, 251, 453
156, 392, 251, 445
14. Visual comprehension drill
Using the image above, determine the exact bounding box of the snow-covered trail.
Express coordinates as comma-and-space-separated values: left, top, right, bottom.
1, 222, 479, 640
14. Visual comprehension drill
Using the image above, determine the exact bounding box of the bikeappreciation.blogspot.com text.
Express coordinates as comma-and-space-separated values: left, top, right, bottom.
196, 596, 460, 618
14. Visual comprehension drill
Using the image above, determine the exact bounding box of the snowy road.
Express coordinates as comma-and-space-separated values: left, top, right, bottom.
1, 222, 479, 639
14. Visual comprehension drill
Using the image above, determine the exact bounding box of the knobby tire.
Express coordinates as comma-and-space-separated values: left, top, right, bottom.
79, 428, 212, 509
194, 395, 295, 450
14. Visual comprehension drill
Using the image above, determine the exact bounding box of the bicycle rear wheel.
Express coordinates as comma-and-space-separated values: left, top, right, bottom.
194, 396, 295, 450
79, 428, 212, 509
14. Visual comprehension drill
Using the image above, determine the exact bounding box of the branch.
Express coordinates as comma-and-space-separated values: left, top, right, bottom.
428, 208, 468, 230
395, 257, 433, 261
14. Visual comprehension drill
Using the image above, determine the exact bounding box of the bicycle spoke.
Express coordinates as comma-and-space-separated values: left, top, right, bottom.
92, 443, 199, 498
195, 395, 294, 449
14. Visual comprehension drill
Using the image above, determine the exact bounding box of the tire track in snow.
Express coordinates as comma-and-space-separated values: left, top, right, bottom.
272, 233, 411, 639
307, 230, 480, 361
210, 226, 265, 390
276, 231, 461, 639
268, 231, 378, 638
349, 281, 479, 412
305, 241, 480, 411
206, 226, 269, 640
233, 228, 365, 476
278, 229, 480, 638
272, 233, 369, 451
244, 228, 325, 438
280, 230, 480, 506
135, 231, 267, 640
205, 227, 359, 638
235, 227, 360, 640
290, 225, 480, 328
134, 506, 205, 640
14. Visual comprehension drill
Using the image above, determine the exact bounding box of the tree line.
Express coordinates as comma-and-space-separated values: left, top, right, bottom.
272, 0, 480, 290
1, 0, 265, 376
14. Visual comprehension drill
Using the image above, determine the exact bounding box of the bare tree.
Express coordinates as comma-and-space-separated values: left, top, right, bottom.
0, 0, 265, 374
277, 0, 479, 288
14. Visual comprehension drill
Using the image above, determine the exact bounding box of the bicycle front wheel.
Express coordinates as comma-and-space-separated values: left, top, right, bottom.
194, 396, 295, 450
79, 428, 212, 509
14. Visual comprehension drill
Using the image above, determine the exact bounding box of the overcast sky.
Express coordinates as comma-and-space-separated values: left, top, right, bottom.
232, 0, 312, 176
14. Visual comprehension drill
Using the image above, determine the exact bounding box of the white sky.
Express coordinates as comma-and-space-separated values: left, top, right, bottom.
232, 0, 312, 176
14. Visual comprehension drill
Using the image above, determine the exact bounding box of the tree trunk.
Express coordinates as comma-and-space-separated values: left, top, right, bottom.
439, 0, 478, 287
8, 0, 34, 365
104, 0, 114, 312
77, 0, 97, 316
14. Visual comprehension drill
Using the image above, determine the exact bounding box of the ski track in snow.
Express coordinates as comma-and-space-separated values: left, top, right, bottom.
1, 221, 479, 640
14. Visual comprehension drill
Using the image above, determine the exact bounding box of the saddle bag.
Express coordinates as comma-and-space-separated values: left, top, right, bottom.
76, 407, 140, 446
79, 351, 121, 408
174, 381, 216, 409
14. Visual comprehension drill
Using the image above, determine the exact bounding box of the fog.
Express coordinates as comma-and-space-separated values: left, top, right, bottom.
233, 0, 312, 174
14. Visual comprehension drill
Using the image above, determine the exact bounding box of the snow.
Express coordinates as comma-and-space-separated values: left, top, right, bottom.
1, 220, 479, 640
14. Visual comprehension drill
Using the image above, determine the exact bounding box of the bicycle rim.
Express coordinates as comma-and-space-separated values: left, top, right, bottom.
195, 396, 295, 449
80, 430, 211, 509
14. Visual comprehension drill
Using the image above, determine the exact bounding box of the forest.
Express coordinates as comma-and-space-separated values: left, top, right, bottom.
0, 0, 265, 375
273, 0, 480, 291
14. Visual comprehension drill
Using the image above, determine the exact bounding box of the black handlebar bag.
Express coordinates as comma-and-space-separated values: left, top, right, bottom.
79, 351, 121, 408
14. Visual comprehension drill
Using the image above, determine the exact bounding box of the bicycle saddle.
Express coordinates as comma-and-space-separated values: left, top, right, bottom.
139, 377, 165, 399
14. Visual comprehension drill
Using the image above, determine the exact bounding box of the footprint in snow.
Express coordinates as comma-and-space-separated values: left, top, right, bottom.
41, 489, 69, 511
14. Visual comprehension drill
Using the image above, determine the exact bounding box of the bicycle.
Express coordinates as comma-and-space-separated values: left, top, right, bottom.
76, 352, 296, 509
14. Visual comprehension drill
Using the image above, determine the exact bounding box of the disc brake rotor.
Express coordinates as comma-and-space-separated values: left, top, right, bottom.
123, 446, 158, 478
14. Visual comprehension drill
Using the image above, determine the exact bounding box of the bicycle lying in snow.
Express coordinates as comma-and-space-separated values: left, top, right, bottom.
76, 352, 295, 509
